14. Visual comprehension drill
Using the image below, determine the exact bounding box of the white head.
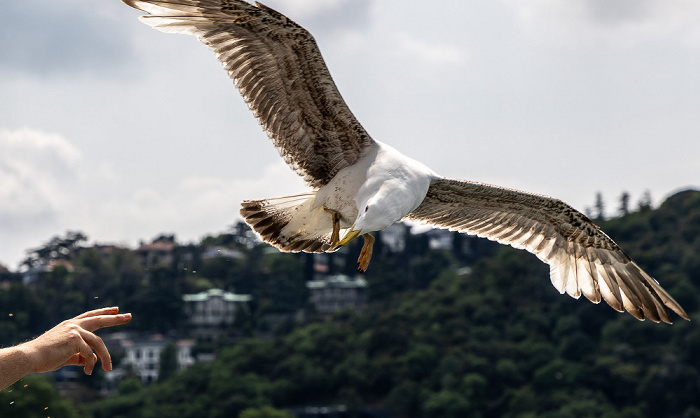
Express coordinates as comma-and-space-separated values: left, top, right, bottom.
353, 198, 399, 234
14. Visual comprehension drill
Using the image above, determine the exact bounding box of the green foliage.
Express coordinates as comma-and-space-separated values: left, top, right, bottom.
0, 283, 49, 344
86, 190, 700, 418
0, 375, 82, 418
6, 191, 700, 418
423, 390, 477, 418
22, 231, 87, 269
158, 343, 178, 382
239, 406, 294, 418
117, 377, 143, 396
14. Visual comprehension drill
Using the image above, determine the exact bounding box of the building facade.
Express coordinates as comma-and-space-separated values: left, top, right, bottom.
183, 288, 252, 336
120, 335, 195, 384
307, 274, 368, 315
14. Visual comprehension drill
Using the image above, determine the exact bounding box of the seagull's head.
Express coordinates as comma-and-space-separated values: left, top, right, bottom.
337, 201, 397, 246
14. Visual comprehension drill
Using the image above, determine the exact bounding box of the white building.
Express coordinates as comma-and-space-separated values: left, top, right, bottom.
307, 274, 367, 315
183, 288, 252, 336
379, 223, 409, 253
200, 246, 244, 260
426, 228, 454, 251
120, 335, 195, 384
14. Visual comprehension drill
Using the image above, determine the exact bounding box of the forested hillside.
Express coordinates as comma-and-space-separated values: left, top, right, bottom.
2, 189, 699, 418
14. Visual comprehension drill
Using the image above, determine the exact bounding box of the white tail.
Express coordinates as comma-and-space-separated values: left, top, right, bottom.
240, 193, 337, 253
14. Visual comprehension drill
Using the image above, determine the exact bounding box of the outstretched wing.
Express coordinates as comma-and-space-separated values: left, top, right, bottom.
405, 178, 689, 324
123, 0, 375, 187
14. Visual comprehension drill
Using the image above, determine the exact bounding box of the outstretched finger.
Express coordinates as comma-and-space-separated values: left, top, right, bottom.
73, 306, 120, 320
80, 329, 113, 372
79, 312, 132, 333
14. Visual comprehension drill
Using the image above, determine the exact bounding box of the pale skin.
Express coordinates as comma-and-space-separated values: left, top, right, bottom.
0, 307, 132, 390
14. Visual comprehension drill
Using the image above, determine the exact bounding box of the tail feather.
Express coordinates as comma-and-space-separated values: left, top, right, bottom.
240, 193, 335, 253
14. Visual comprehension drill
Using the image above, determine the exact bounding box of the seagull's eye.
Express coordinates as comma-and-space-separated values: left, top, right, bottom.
364, 205, 369, 213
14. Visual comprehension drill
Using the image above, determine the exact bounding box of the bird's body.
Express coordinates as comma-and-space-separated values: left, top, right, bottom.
324, 140, 435, 233
123, 0, 690, 323
240, 139, 435, 263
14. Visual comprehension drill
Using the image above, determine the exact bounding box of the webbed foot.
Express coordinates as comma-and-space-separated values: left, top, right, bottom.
357, 233, 375, 272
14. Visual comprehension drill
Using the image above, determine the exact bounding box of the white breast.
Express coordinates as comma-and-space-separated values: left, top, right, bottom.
354, 141, 436, 232
314, 141, 436, 232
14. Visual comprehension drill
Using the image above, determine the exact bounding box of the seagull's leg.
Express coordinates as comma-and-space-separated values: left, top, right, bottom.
324, 208, 342, 248
357, 233, 375, 272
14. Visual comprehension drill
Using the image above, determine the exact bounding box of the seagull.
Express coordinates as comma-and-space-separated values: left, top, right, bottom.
123, 0, 689, 324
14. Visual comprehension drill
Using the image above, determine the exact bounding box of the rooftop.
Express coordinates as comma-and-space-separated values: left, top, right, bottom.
183, 287, 252, 303
307, 274, 368, 289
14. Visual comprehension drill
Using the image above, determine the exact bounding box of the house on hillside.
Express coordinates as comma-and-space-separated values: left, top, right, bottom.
425, 228, 454, 251
200, 246, 244, 260
21, 259, 74, 286
136, 235, 176, 268
380, 223, 410, 253
118, 335, 195, 384
183, 288, 252, 337
85, 243, 121, 259
307, 274, 367, 315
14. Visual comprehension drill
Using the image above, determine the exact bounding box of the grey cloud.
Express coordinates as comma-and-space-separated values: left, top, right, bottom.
583, 0, 655, 25
263, 0, 373, 36
0, 0, 135, 77
309, 0, 373, 34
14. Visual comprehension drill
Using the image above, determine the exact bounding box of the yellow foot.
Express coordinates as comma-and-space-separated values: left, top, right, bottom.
357, 233, 375, 272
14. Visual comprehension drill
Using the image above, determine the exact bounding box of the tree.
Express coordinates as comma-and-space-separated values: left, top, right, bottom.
159, 342, 178, 382
118, 376, 144, 395
638, 190, 653, 212
619, 191, 630, 217
21, 231, 87, 269
240, 406, 294, 418
0, 375, 80, 418
594, 192, 606, 221
423, 390, 477, 418
232, 221, 260, 249
33, 190, 700, 418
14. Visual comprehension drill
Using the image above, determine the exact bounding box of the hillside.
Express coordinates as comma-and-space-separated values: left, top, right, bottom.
2, 189, 699, 417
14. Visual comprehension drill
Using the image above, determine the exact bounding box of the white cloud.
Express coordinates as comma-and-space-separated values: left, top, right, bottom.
0, 126, 308, 269
507, 0, 700, 48
264, 0, 347, 17
0, 128, 81, 219
261, 0, 372, 34
262, 0, 361, 19
82, 160, 307, 257
0, 128, 87, 268
0, 0, 134, 77
392, 32, 469, 68
120, 161, 305, 230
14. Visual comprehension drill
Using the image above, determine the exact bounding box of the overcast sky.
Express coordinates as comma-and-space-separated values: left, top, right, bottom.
1, 0, 699, 269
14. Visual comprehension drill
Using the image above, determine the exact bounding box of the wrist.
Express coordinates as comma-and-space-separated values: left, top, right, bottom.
0, 343, 36, 390
13, 342, 39, 374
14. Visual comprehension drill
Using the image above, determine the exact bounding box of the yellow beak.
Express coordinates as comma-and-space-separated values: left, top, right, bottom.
337, 228, 361, 246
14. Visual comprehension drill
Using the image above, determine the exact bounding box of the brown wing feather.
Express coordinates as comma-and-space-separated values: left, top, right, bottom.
405, 178, 689, 324
123, 0, 374, 187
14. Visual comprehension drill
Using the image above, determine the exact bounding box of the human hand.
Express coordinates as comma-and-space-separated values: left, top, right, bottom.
19, 307, 132, 376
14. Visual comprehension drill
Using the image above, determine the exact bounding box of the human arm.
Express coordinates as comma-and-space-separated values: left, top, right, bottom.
0, 306, 132, 390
